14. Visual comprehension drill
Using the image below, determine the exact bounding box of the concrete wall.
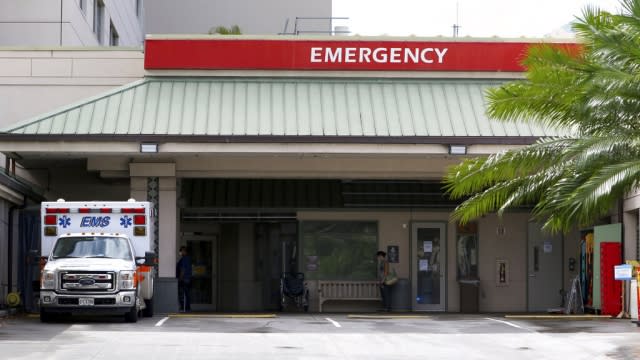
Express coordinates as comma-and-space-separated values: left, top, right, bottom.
624, 190, 640, 261
0, 49, 143, 129
0, 48, 143, 193
144, 0, 332, 35
297, 210, 543, 313
477, 213, 528, 312
0, 0, 143, 46
563, 229, 582, 292
295, 210, 588, 313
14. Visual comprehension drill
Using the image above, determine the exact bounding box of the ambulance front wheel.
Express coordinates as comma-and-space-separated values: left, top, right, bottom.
40, 308, 54, 323
143, 298, 154, 317
124, 304, 139, 323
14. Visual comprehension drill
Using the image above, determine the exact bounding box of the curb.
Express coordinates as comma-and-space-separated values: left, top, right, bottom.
504, 315, 612, 320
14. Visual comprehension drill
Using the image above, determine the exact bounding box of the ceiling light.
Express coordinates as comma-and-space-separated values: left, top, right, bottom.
449, 145, 467, 155
140, 143, 158, 153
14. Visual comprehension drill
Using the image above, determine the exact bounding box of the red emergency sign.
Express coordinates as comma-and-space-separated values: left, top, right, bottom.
144, 38, 580, 72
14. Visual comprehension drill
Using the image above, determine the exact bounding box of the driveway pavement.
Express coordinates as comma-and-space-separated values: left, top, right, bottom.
0, 313, 638, 359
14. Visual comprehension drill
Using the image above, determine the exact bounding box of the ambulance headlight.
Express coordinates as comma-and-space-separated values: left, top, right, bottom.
119, 270, 136, 290
41, 270, 56, 289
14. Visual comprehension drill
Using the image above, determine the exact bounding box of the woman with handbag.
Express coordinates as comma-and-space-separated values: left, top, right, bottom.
377, 251, 396, 312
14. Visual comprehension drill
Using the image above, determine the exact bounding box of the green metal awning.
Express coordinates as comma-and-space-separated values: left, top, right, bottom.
0, 77, 562, 141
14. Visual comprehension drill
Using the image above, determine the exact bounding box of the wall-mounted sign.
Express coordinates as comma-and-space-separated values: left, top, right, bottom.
419, 259, 429, 271
144, 38, 580, 72
387, 245, 399, 263
614, 264, 633, 280
496, 259, 509, 286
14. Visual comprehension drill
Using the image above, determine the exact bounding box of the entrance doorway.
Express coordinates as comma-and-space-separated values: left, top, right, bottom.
527, 222, 563, 311
411, 222, 446, 311
180, 221, 298, 312
183, 235, 218, 312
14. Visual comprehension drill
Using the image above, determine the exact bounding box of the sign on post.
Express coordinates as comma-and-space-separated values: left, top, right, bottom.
614, 264, 633, 281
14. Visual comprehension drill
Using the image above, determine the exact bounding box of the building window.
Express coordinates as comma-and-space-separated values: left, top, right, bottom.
136, 0, 142, 18
109, 22, 119, 46
301, 221, 378, 281
78, 0, 86, 13
93, 0, 104, 44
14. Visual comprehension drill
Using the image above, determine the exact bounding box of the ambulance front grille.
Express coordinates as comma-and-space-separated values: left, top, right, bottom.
59, 271, 115, 292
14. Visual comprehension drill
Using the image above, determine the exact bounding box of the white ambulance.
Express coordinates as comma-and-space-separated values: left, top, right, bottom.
39, 199, 155, 323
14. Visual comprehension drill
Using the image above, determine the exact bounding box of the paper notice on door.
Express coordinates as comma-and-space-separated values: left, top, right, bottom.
419, 259, 429, 271
543, 241, 553, 253
423, 241, 433, 253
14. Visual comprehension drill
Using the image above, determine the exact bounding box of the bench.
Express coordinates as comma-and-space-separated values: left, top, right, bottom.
318, 281, 380, 312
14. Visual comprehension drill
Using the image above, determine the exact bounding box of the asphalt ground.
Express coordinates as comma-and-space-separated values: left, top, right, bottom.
0, 313, 639, 359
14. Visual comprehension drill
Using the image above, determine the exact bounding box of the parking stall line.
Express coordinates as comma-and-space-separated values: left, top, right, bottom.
155, 316, 169, 327
485, 317, 529, 330
325, 317, 342, 328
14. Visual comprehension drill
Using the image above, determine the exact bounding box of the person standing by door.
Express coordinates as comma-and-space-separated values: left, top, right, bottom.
377, 251, 391, 312
176, 246, 192, 312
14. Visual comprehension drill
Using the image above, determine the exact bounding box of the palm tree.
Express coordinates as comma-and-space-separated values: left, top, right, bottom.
445, 0, 640, 233
209, 25, 242, 35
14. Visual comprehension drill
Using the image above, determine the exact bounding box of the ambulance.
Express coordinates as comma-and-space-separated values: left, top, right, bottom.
39, 199, 156, 323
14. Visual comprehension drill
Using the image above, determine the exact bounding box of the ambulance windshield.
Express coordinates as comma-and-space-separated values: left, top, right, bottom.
52, 236, 133, 260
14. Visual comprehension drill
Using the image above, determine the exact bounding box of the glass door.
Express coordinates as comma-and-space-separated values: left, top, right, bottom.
412, 222, 446, 311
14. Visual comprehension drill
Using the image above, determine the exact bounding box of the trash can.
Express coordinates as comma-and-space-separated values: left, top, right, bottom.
391, 278, 411, 312
459, 279, 480, 313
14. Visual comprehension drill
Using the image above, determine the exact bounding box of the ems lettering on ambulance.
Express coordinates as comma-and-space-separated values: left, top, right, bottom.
80, 216, 111, 228
309, 46, 448, 64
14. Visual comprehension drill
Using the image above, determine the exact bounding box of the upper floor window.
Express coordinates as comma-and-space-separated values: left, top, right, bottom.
78, 0, 87, 13
136, 0, 142, 18
110, 22, 119, 46
93, 0, 105, 44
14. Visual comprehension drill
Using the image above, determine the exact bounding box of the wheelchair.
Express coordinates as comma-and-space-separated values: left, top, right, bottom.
279, 272, 309, 312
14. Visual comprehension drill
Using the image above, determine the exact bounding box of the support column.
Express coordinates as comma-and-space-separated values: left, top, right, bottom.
624, 211, 639, 262
130, 163, 178, 313
130, 177, 147, 201
158, 177, 177, 278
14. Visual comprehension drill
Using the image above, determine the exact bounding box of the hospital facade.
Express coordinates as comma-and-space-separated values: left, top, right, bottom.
0, 36, 638, 314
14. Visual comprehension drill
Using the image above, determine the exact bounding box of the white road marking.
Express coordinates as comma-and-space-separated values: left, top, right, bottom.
325, 317, 342, 328
485, 317, 527, 330
155, 316, 169, 327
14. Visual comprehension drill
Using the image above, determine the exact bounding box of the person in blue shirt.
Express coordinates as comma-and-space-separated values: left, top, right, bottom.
176, 246, 192, 312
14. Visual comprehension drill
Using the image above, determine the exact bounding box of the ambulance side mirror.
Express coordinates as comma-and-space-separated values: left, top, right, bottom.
144, 251, 157, 266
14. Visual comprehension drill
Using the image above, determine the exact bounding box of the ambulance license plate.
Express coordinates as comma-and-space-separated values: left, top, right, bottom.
79, 298, 94, 306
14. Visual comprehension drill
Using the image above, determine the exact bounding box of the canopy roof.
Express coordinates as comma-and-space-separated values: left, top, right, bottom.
1, 77, 561, 143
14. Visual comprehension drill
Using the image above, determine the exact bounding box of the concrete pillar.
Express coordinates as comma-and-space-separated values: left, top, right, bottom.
623, 191, 640, 261
130, 176, 147, 201
623, 211, 638, 261
129, 163, 179, 312
158, 176, 177, 278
